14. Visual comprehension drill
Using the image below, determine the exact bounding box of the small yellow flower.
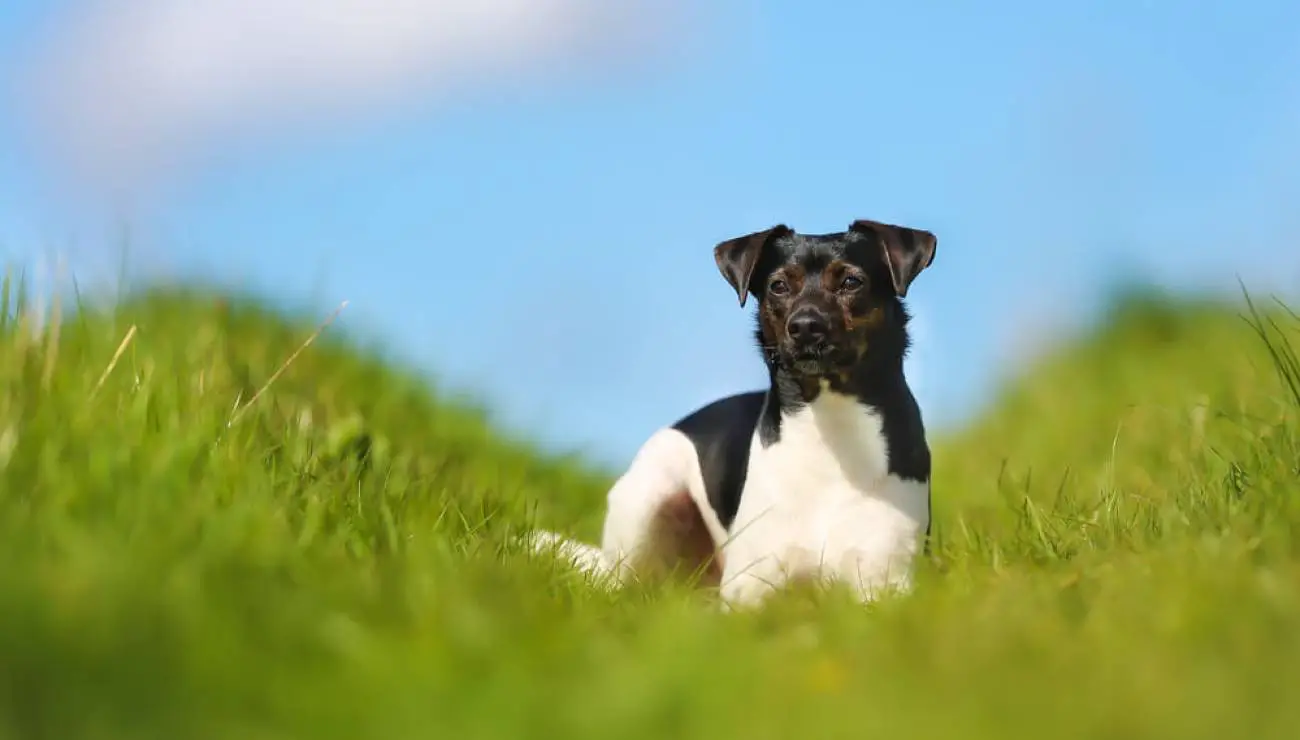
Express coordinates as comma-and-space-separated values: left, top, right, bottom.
807, 656, 848, 695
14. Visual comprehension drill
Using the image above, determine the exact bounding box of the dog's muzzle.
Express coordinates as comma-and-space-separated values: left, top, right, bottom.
785, 308, 834, 374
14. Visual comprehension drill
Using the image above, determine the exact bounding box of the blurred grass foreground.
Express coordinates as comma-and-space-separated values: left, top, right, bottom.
0, 272, 1298, 740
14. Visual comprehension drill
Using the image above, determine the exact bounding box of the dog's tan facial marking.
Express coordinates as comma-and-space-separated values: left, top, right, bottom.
819, 260, 882, 361
758, 264, 807, 347
831, 273, 871, 324
846, 306, 884, 337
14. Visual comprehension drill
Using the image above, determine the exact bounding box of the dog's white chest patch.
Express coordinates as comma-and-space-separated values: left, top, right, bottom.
720, 388, 929, 606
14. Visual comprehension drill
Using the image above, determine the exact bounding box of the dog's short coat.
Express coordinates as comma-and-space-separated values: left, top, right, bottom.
532, 219, 937, 608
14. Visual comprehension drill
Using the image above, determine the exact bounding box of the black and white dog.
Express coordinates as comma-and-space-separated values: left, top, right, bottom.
533, 219, 937, 608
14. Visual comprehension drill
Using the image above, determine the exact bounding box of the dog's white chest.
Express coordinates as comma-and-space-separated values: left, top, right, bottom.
721, 390, 929, 605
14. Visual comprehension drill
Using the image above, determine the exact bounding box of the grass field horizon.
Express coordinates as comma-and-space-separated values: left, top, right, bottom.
1, 270, 1298, 739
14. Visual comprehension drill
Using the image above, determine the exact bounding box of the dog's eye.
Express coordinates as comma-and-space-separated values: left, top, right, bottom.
768, 279, 790, 295
839, 276, 864, 291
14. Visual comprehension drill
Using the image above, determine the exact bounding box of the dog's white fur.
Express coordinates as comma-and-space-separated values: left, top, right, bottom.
531, 382, 929, 609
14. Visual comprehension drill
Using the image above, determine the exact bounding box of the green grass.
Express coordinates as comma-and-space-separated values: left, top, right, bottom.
1, 274, 1298, 739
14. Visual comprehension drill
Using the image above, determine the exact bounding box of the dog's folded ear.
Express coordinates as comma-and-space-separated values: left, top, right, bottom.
849, 219, 937, 298
713, 225, 792, 308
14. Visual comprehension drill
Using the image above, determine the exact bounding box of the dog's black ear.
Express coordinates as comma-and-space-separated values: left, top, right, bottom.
713, 224, 791, 308
849, 219, 937, 298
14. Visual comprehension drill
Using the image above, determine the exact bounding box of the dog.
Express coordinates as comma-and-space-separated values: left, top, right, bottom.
531, 219, 937, 609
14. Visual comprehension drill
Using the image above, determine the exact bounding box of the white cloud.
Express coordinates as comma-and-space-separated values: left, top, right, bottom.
18, 0, 680, 192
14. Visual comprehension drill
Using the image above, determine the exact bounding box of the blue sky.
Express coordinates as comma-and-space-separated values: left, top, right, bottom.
2, 1, 1300, 467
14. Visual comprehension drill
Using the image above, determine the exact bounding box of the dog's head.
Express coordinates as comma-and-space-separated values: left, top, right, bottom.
713, 219, 937, 378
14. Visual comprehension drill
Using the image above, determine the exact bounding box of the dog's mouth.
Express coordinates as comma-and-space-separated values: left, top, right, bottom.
784, 344, 838, 375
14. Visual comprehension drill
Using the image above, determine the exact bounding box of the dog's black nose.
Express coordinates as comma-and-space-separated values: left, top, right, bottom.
787, 311, 828, 344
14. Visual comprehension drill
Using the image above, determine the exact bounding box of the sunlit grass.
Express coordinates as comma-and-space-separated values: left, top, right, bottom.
0, 274, 1297, 739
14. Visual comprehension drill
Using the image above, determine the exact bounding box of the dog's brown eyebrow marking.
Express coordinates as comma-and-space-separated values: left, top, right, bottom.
768, 264, 806, 289
822, 259, 865, 278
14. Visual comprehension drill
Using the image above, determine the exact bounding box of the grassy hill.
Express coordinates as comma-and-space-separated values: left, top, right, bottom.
0, 275, 1297, 739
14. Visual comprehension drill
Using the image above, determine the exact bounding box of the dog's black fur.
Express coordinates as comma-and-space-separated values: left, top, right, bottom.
670, 220, 937, 541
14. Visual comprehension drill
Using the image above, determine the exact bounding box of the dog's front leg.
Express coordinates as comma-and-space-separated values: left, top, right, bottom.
717, 542, 825, 609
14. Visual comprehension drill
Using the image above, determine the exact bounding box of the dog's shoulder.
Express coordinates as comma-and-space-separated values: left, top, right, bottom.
671, 390, 767, 436
669, 391, 767, 530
